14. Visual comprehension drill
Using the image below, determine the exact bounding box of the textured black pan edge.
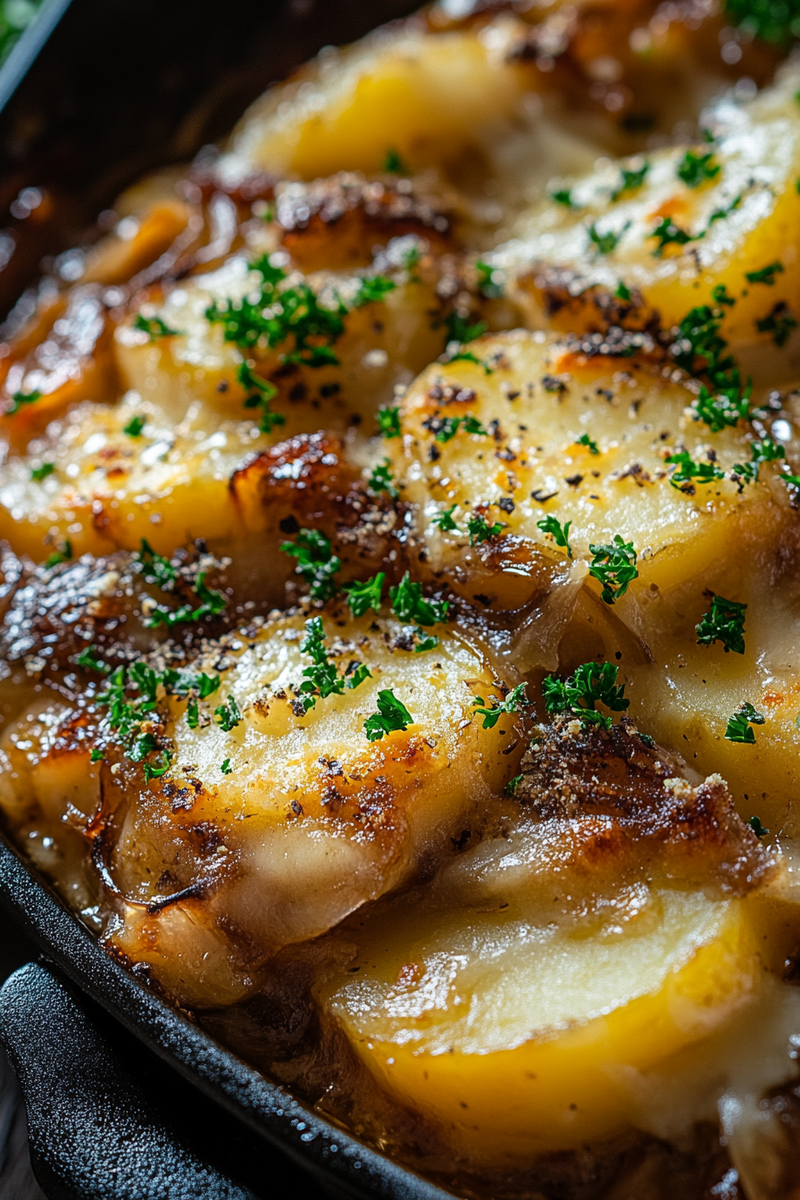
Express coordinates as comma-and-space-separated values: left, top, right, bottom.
0, 0, 73, 115
0, 837, 451, 1200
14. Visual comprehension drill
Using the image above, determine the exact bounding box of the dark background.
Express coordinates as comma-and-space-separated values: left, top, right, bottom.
0, 1, 417, 1195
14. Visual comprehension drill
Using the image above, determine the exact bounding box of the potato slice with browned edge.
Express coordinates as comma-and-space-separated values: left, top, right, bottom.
0, 607, 520, 1007
319, 720, 783, 1167
387, 331, 794, 628
490, 65, 800, 365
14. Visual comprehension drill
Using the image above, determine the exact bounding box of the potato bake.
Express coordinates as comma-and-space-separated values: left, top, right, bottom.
2, 1, 800, 1195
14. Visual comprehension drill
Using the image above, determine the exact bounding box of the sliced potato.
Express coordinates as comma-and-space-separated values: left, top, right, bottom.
0, 388, 397, 590
388, 330, 794, 623
320, 722, 773, 1164
491, 65, 800, 361
215, 22, 538, 185
0, 607, 520, 1006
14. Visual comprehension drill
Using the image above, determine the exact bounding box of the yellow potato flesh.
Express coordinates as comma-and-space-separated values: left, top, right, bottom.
389, 331, 792, 614
323, 888, 760, 1164
492, 66, 800, 357
217, 25, 533, 183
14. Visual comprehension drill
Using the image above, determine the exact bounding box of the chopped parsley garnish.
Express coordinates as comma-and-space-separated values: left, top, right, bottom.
550, 188, 575, 208
368, 458, 399, 498
504, 774, 523, 796
280, 528, 341, 601
238, 361, 285, 434
431, 504, 460, 532
588, 536, 638, 604
145, 573, 226, 629
348, 663, 372, 688
476, 260, 504, 298
186, 697, 199, 728
7, 389, 41, 416
724, 701, 765, 743
677, 150, 721, 188
377, 405, 402, 438
650, 216, 701, 256
577, 433, 599, 455
344, 572, 385, 618
214, 696, 242, 732
389, 572, 449, 626
143, 752, 172, 783
74, 646, 110, 673
137, 539, 177, 588
206, 254, 346, 368
384, 148, 409, 174
756, 302, 798, 347
749, 815, 770, 838
537, 515, 572, 558
93, 661, 181, 779
44, 540, 72, 569
220, 758, 233, 774
134, 314, 180, 340
30, 462, 54, 481
611, 161, 649, 200
692, 382, 751, 432
444, 312, 487, 346
90, 749, 103, 763
746, 261, 784, 286
412, 630, 439, 654
123, 415, 146, 438
696, 594, 747, 654
425, 414, 488, 443
472, 682, 530, 729
666, 451, 725, 489
615, 280, 632, 302
712, 283, 736, 307
587, 221, 628, 255
673, 305, 737, 382
467, 513, 505, 546
195, 672, 221, 699
364, 689, 413, 741
724, 0, 800, 44
298, 617, 346, 713
352, 276, 397, 308
707, 192, 743, 227
732, 437, 784, 486
542, 661, 629, 731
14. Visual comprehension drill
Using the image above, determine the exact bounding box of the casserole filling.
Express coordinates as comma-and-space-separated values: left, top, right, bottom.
1, 2, 800, 1195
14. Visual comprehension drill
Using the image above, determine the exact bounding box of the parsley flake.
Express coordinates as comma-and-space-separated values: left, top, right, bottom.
749, 815, 770, 838
364, 689, 413, 741
90, 749, 103, 763
467, 513, 505, 546
611, 161, 649, 200
431, 504, 460, 532
344, 572, 385, 618
505, 774, 523, 796
756, 302, 798, 347
7, 389, 42, 416
74, 646, 110, 673
280, 528, 341, 601
650, 216, 702, 256
542, 661, 629, 731
724, 0, 800, 44
214, 696, 242, 732
30, 462, 54, 481
352, 276, 397, 308
368, 458, 399, 498
298, 617, 346, 713
696, 594, 747, 654
692, 382, 751, 431
134, 314, 180, 340
537, 515, 572, 558
731, 437, 784, 487
587, 221, 629, 255
476, 260, 504, 298
472, 682, 530, 729
123, 415, 145, 438
238, 361, 285, 434
44, 540, 72, 569
746, 261, 784, 286
666, 451, 725, 489
588, 536, 638, 604
724, 701, 765, 743
615, 280, 632, 302
377, 405, 402, 438
389, 572, 449, 626
577, 433, 599, 454
384, 148, 409, 174
220, 758, 233, 774
550, 188, 575, 208
347, 663, 372, 689
677, 150, 721, 188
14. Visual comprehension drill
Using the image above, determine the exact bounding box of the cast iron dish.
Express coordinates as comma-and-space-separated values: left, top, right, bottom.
2, 2, 800, 1197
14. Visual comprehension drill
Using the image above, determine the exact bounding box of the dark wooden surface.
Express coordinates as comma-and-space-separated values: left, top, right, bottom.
0, 916, 48, 1200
